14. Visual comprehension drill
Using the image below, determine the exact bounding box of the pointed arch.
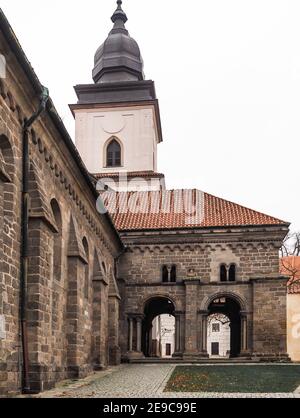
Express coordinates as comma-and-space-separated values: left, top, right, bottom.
104, 136, 123, 168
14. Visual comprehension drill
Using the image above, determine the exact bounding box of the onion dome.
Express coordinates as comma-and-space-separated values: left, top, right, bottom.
93, 0, 145, 83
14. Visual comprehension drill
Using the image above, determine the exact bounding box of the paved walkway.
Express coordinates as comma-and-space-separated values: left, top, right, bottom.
37, 364, 300, 398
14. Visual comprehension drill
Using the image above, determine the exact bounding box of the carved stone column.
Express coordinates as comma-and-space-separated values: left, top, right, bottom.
128, 317, 134, 352
136, 316, 143, 353
173, 311, 183, 357
240, 311, 249, 355
198, 310, 209, 357
126, 314, 144, 361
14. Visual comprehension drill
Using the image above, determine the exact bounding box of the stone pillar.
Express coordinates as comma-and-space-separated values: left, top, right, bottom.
240, 311, 249, 355
199, 311, 209, 356
108, 295, 121, 366
126, 314, 144, 361
183, 279, 201, 359
136, 316, 143, 353
91, 276, 108, 371
173, 312, 183, 357
128, 317, 134, 352
175, 314, 180, 352
27, 218, 60, 392
66, 257, 85, 378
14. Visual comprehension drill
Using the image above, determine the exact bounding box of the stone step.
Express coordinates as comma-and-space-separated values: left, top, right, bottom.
128, 357, 256, 364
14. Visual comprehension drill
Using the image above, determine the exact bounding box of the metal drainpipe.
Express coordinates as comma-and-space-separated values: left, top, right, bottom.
20, 86, 49, 394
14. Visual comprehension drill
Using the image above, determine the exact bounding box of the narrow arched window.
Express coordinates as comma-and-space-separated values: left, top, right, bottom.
229, 264, 236, 282
50, 199, 62, 281
82, 237, 89, 298
162, 265, 169, 283
106, 139, 121, 167
220, 264, 227, 282
170, 265, 177, 283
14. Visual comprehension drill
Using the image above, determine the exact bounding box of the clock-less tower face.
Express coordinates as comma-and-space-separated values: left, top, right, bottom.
73, 105, 160, 175
70, 0, 164, 191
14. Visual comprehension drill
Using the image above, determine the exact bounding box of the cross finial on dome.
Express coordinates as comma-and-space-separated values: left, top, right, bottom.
117, 0, 122, 7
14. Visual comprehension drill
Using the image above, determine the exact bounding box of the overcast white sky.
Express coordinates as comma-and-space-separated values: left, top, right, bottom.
2, 0, 300, 230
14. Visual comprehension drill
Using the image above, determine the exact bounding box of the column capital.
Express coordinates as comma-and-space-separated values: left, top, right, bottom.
174, 310, 184, 316
136, 315, 144, 323
126, 313, 143, 320
240, 311, 251, 316
198, 310, 209, 315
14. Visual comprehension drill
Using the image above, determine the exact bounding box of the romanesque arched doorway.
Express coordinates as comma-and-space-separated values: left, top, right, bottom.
207, 297, 242, 358
142, 297, 175, 358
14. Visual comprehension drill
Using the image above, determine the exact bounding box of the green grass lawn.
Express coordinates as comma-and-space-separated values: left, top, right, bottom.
164, 365, 300, 393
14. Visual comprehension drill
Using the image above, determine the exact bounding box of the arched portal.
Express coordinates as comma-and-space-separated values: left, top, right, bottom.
142, 297, 175, 358
207, 297, 242, 358
207, 313, 231, 358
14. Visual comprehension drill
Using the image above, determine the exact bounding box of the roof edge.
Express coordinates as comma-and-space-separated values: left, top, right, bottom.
0, 8, 124, 252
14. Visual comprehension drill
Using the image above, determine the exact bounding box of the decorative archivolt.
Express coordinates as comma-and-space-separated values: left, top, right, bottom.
138, 293, 178, 313
200, 291, 248, 312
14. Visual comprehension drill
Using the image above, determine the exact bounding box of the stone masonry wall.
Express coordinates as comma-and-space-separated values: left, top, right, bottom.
119, 241, 280, 286
0, 30, 122, 395
252, 278, 288, 357
118, 236, 288, 359
0, 43, 23, 394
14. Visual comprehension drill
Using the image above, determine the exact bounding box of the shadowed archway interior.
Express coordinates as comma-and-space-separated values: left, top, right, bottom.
208, 297, 241, 358
142, 297, 175, 357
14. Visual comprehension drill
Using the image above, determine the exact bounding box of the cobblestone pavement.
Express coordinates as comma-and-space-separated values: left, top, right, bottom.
37, 364, 300, 398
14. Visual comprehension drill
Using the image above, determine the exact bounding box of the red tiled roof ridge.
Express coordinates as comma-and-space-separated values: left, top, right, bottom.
100, 188, 289, 231
202, 190, 288, 226
107, 188, 288, 226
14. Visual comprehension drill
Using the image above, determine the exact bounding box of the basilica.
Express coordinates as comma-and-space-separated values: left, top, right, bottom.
0, 1, 290, 395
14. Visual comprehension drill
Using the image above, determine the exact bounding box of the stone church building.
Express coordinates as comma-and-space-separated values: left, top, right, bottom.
0, 1, 290, 395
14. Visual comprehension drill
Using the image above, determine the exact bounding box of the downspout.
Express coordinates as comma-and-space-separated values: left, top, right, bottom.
20, 86, 49, 394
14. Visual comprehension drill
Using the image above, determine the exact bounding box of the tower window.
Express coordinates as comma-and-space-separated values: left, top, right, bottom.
106, 139, 121, 167
170, 265, 177, 283
162, 265, 169, 283
220, 264, 237, 282
162, 264, 177, 283
228, 264, 236, 282
162, 265, 177, 283
220, 264, 227, 282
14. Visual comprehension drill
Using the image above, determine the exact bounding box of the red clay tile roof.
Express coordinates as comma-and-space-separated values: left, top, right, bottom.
93, 171, 165, 179
100, 189, 288, 231
280, 256, 300, 294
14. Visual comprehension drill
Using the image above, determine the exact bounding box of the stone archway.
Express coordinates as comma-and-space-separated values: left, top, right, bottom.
141, 297, 175, 358
207, 297, 242, 358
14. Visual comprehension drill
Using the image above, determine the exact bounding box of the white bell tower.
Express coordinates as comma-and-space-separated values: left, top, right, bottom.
70, 1, 165, 192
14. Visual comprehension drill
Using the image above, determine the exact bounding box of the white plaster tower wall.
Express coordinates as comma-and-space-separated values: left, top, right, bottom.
74, 105, 159, 175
